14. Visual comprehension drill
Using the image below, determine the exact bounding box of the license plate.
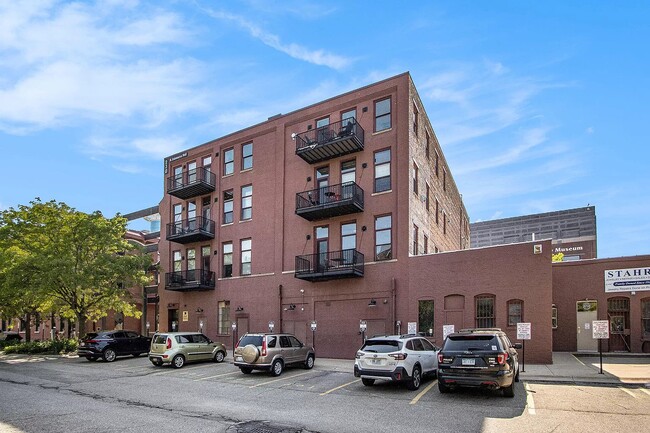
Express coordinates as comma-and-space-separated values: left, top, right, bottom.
235, 356, 243, 362
370, 358, 382, 365
461, 358, 475, 366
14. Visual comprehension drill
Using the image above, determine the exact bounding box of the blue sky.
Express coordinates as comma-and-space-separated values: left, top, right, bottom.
1, 1, 648, 259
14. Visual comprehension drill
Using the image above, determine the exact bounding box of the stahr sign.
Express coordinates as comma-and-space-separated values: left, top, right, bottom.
605, 267, 650, 293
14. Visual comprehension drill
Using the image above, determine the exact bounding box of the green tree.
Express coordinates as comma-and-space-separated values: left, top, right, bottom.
552, 252, 564, 262
0, 199, 152, 337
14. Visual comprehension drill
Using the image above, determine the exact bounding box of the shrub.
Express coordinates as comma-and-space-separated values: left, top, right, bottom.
1, 338, 78, 355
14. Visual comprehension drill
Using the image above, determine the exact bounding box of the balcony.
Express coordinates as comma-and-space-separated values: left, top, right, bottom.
165, 269, 215, 292
295, 118, 364, 164
294, 249, 364, 282
167, 167, 216, 200
166, 216, 215, 244
296, 182, 364, 221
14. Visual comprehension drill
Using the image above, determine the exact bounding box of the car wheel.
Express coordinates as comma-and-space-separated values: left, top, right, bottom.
240, 367, 253, 374
304, 355, 315, 369
502, 380, 515, 398
407, 365, 422, 390
151, 360, 163, 367
362, 378, 375, 386
85, 356, 97, 362
213, 351, 225, 363
270, 359, 284, 377
102, 348, 117, 362
172, 354, 185, 369
438, 380, 451, 394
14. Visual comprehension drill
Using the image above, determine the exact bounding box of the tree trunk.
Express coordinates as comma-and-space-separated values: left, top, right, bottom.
24, 312, 31, 342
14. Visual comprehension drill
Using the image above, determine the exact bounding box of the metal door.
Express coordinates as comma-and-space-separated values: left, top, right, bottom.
576, 300, 598, 352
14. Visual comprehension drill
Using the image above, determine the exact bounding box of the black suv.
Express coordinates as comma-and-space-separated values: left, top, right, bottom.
437, 328, 522, 397
78, 330, 152, 362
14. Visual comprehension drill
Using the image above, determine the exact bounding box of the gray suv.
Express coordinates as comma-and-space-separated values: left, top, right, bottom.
233, 333, 315, 376
437, 328, 522, 397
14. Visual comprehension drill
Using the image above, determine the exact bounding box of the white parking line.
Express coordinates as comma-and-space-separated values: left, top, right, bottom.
194, 371, 240, 381
320, 379, 360, 396
525, 383, 536, 415
249, 371, 313, 388
640, 388, 650, 397
619, 387, 637, 398
410, 381, 437, 405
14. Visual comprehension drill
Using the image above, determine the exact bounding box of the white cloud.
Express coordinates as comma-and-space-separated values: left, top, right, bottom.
85, 135, 188, 161
201, 8, 352, 70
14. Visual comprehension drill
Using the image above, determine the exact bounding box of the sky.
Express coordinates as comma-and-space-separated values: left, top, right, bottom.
1, 0, 648, 259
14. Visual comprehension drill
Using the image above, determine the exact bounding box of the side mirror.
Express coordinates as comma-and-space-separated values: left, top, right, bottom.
513, 343, 523, 349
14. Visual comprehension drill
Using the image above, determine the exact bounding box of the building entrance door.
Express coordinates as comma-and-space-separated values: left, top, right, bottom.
576, 300, 598, 352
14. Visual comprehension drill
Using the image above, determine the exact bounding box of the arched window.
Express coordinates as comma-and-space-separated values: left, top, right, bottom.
507, 299, 524, 327
642, 298, 650, 340
475, 294, 495, 328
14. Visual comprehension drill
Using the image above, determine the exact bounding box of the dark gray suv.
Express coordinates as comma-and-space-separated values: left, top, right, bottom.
437, 328, 522, 397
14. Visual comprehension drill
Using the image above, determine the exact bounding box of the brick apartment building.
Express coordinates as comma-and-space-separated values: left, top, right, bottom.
156, 72, 479, 359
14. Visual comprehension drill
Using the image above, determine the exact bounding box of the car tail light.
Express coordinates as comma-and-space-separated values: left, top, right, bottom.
438, 353, 444, 364
355, 351, 362, 359
85, 339, 98, 344
261, 339, 267, 357
389, 353, 407, 361
166, 337, 172, 350
497, 353, 507, 365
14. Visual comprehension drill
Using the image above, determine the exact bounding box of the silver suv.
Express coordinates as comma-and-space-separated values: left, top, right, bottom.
354, 334, 439, 390
148, 332, 227, 368
233, 333, 315, 376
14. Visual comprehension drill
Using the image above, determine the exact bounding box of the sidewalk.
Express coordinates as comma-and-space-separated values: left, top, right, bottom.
312, 352, 650, 387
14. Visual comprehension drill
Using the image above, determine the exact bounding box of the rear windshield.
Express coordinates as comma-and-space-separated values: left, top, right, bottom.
444, 335, 499, 351
238, 335, 263, 347
153, 334, 168, 345
82, 333, 99, 340
361, 339, 402, 353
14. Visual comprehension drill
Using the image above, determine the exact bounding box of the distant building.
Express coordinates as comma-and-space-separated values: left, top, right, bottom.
470, 206, 597, 261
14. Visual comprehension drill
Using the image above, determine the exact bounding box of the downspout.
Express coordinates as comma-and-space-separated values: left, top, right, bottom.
391, 277, 396, 334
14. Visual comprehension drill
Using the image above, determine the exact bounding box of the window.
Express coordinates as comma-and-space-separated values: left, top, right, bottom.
202, 246, 211, 274
218, 301, 230, 334
341, 160, 356, 185
435, 199, 440, 225
222, 242, 233, 278
375, 215, 392, 261
413, 163, 418, 195
242, 143, 253, 170
224, 148, 234, 175
316, 117, 330, 128
341, 222, 357, 251
187, 201, 196, 225
642, 299, 650, 338
423, 234, 428, 254
202, 197, 211, 225
413, 102, 419, 134
241, 185, 252, 220
476, 295, 495, 328
341, 109, 356, 123
551, 304, 558, 329
203, 156, 212, 172
223, 190, 233, 224
173, 165, 183, 188
425, 131, 430, 159
187, 248, 196, 271
435, 151, 439, 177
418, 300, 434, 336
173, 251, 182, 272
425, 183, 430, 211
412, 224, 418, 255
507, 299, 523, 326
375, 97, 391, 131
187, 161, 197, 184
241, 239, 251, 275
443, 211, 447, 235
443, 169, 447, 192
374, 149, 391, 193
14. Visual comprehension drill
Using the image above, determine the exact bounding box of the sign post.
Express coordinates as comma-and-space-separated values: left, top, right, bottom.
517, 322, 532, 372
592, 320, 610, 374
310, 321, 317, 350
359, 320, 367, 344
231, 322, 237, 357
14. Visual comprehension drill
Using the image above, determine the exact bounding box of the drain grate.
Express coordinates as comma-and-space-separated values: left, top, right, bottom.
230, 421, 302, 433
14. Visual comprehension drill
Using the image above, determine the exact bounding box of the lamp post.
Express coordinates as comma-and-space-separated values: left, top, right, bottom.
359, 320, 367, 344
268, 321, 275, 333
145, 321, 150, 336
199, 320, 204, 333
310, 321, 317, 350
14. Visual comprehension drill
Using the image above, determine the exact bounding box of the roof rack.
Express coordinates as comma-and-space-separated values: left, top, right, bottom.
458, 328, 503, 333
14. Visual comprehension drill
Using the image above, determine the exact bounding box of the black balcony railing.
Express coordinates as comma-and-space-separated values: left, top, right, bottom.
166, 216, 215, 244
166, 167, 216, 199
295, 182, 364, 221
295, 249, 364, 282
295, 118, 364, 164
165, 269, 215, 291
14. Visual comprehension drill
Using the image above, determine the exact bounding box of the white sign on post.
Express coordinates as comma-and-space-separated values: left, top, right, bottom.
592, 320, 610, 339
442, 325, 455, 340
517, 322, 532, 340
407, 322, 417, 335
